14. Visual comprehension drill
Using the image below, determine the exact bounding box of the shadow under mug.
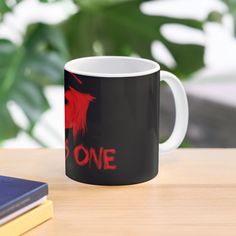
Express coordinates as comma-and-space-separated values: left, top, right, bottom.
64, 56, 188, 185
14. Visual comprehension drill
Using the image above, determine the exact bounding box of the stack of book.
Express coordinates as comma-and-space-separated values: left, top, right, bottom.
0, 176, 53, 235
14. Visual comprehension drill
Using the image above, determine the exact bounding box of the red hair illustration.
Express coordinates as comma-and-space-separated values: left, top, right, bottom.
65, 73, 95, 141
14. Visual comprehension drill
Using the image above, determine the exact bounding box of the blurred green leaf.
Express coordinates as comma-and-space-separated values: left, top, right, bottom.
180, 139, 192, 148
39, 0, 61, 2
207, 11, 223, 23
0, 0, 206, 145
62, 0, 204, 78
75, 0, 134, 10
0, 104, 19, 141
222, 0, 236, 35
0, 24, 68, 142
0, 0, 22, 18
0, 2, 11, 17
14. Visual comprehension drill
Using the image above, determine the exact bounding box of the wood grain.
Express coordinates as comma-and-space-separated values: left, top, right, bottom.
0, 149, 236, 236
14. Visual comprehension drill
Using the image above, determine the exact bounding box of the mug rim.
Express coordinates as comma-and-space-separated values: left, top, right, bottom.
64, 56, 160, 78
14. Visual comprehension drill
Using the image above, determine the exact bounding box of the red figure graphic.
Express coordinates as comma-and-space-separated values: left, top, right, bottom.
65, 138, 69, 159
65, 73, 95, 141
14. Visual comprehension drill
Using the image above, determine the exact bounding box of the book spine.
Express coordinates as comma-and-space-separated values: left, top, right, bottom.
0, 184, 48, 219
0, 200, 53, 236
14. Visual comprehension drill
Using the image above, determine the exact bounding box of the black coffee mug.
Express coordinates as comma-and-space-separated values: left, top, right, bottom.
64, 56, 188, 185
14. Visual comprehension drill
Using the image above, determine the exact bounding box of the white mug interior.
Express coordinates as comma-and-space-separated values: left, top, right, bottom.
64, 56, 160, 78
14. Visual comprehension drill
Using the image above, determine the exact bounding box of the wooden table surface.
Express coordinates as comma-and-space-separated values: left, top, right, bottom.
1, 149, 236, 236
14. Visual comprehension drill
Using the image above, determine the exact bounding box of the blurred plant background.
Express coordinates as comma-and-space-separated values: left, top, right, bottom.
0, 0, 235, 147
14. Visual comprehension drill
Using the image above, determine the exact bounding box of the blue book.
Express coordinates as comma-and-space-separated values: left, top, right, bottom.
0, 176, 48, 221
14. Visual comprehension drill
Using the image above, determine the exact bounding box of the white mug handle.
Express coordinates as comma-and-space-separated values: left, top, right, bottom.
159, 71, 189, 154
